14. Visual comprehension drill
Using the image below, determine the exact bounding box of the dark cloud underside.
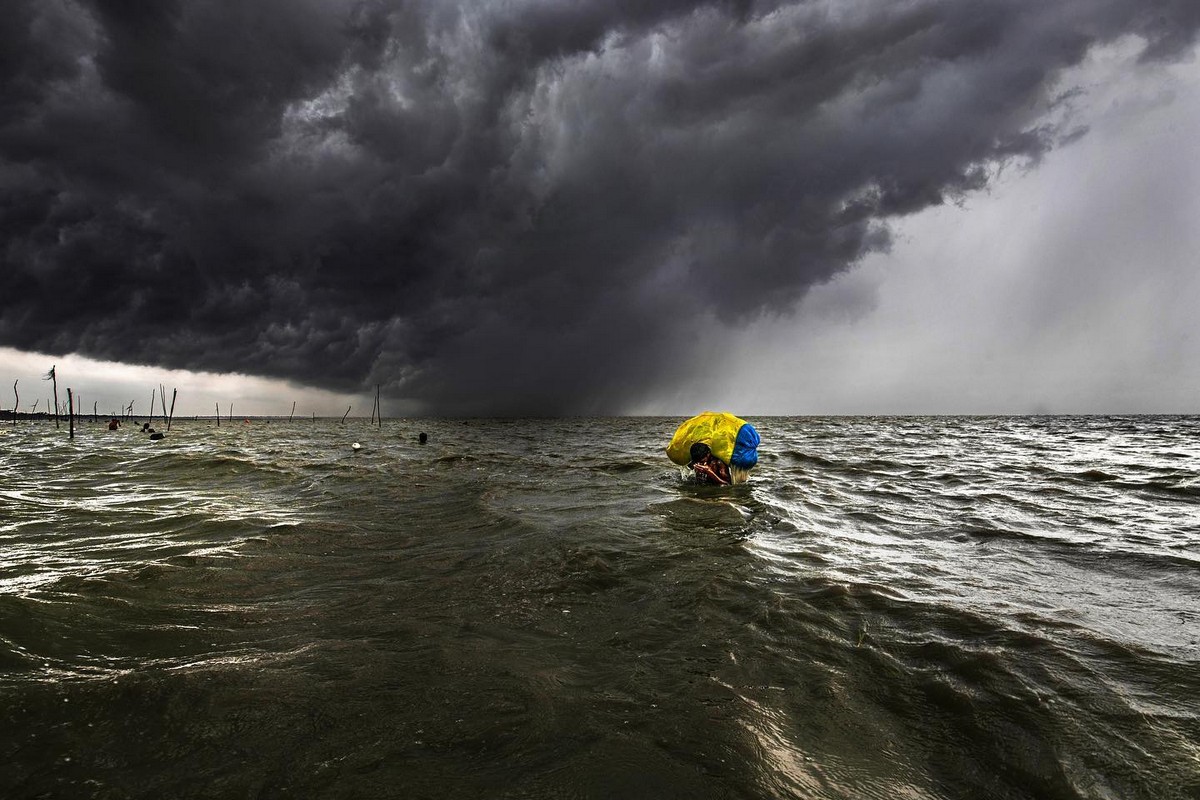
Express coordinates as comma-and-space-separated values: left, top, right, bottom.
1, 0, 1197, 413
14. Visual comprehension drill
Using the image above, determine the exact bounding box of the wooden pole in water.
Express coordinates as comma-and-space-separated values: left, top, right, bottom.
10, 380, 16, 425
48, 366, 59, 429
167, 389, 177, 431
160, 385, 169, 420
93, 401, 97, 421
67, 388, 74, 440
215, 402, 220, 427
229, 403, 233, 423
340, 405, 351, 423
376, 384, 382, 429
149, 389, 155, 427
289, 401, 296, 422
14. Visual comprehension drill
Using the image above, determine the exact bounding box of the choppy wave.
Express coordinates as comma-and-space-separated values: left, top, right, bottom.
1, 415, 1198, 798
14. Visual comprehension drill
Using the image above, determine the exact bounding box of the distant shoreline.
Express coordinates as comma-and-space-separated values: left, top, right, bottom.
0, 412, 389, 422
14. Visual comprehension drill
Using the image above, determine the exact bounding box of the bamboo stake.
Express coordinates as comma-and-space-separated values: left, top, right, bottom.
45, 365, 59, 429
289, 401, 296, 422
340, 405, 351, 423
167, 389, 178, 431
67, 388, 74, 440
376, 384, 382, 429
229, 403, 233, 424
10, 380, 16, 425
215, 402, 220, 427
149, 389, 155, 426
160, 384, 168, 419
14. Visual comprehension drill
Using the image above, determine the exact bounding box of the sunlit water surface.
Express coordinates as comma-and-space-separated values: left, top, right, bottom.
1, 416, 1198, 798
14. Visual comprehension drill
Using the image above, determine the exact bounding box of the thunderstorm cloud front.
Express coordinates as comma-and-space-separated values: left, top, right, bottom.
2, 0, 1198, 414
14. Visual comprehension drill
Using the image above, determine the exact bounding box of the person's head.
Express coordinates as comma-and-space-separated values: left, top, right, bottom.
688, 441, 711, 466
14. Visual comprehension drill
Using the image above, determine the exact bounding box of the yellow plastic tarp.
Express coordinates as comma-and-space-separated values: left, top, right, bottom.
666, 412, 748, 466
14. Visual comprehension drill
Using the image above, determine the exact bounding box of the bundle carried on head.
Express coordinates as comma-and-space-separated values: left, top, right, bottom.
666, 412, 760, 483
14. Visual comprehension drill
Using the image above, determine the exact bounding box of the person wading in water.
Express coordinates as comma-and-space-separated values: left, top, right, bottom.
688, 442, 731, 486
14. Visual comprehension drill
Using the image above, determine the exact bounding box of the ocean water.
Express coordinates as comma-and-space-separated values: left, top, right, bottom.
1, 415, 1197, 799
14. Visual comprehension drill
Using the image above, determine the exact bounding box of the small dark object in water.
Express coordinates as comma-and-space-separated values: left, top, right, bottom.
418, 432, 428, 445
149, 432, 165, 441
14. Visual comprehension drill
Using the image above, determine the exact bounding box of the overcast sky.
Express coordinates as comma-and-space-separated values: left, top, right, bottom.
2, 1, 1198, 417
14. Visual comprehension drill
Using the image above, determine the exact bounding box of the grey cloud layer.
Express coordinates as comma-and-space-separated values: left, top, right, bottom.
2, 0, 1196, 413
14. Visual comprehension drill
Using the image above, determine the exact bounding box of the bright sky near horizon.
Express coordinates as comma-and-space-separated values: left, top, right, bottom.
2, 3, 1198, 416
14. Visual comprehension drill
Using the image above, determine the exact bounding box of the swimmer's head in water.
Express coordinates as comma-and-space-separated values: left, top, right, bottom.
688, 441, 711, 466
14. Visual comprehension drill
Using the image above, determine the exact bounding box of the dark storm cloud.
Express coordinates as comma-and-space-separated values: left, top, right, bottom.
1, 0, 1197, 413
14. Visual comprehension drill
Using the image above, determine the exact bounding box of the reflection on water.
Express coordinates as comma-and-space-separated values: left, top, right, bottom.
1, 416, 1198, 798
